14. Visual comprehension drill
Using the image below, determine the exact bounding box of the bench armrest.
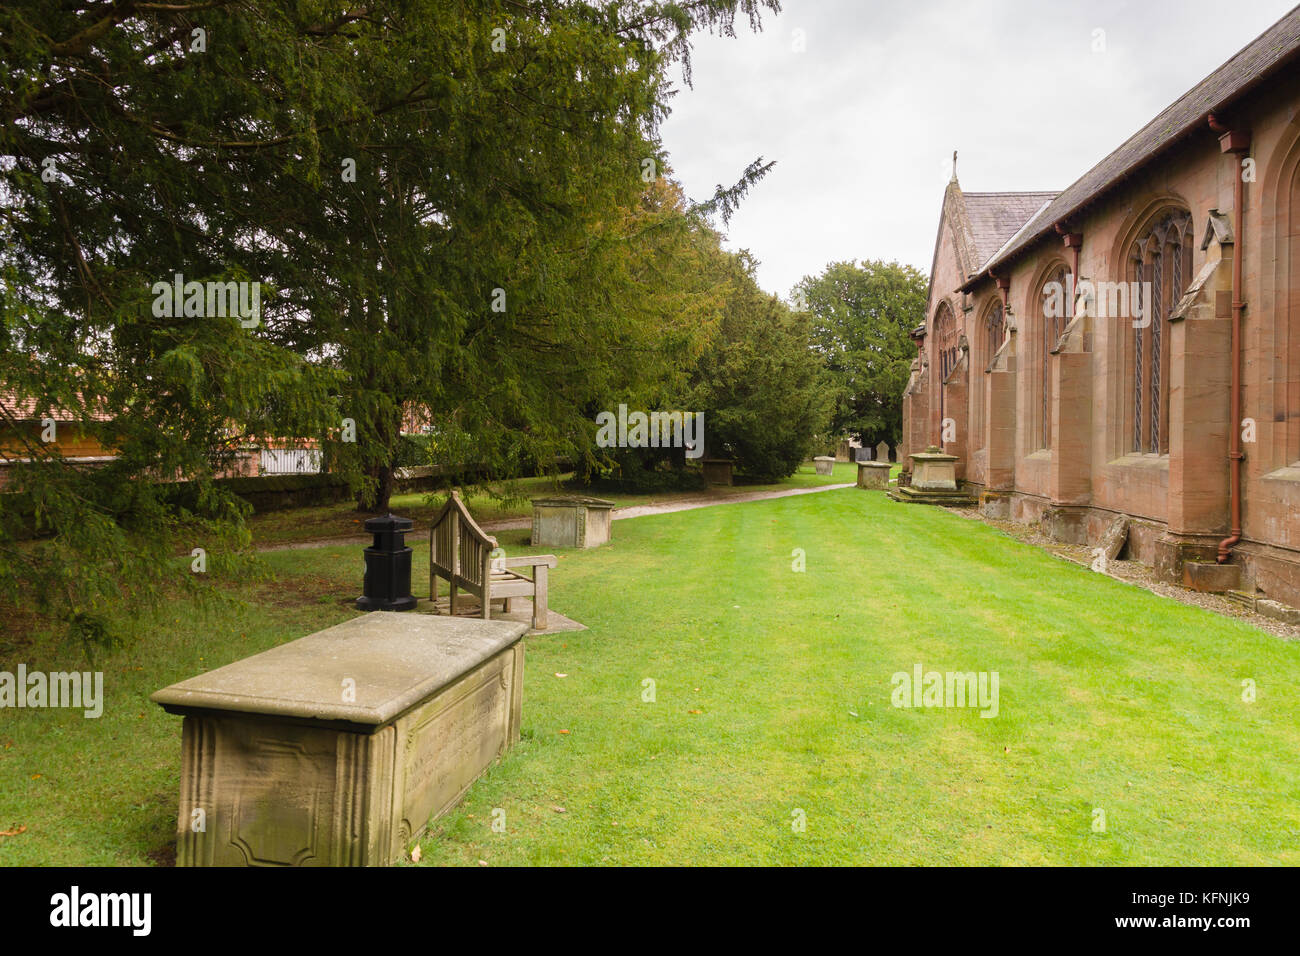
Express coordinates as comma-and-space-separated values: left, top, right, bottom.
503, 554, 558, 570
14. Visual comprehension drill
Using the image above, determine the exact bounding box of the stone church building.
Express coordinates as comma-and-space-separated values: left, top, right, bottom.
900, 8, 1300, 608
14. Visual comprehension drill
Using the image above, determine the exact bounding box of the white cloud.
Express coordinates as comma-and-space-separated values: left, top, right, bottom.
658, 0, 1297, 296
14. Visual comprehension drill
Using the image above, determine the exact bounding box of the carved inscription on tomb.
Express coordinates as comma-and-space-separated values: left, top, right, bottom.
397, 657, 510, 843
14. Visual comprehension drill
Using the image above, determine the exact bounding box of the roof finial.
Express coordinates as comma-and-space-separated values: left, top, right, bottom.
951, 150, 958, 182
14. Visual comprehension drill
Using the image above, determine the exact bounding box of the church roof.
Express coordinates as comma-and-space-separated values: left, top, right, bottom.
924, 182, 1058, 315
962, 191, 1060, 270
962, 4, 1300, 290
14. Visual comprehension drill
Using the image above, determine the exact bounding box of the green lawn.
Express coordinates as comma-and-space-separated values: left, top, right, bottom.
2, 480, 1295, 865
245, 462, 859, 547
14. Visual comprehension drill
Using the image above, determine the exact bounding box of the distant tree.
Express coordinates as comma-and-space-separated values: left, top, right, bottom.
689, 251, 831, 480
794, 260, 927, 448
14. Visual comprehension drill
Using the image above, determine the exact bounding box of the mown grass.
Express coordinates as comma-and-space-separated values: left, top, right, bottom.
245, 462, 857, 547
416, 487, 1300, 866
3, 474, 1293, 865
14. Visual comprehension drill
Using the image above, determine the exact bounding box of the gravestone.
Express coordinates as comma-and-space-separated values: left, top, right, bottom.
1098, 516, 1129, 561
152, 613, 527, 866
856, 460, 891, 489
813, 455, 836, 476
531, 495, 615, 549
875, 441, 892, 463
700, 458, 734, 486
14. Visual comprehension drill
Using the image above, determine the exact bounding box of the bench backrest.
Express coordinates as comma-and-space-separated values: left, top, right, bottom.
430, 491, 498, 593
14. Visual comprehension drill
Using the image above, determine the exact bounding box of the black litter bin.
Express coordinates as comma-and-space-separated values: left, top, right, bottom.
356, 513, 417, 611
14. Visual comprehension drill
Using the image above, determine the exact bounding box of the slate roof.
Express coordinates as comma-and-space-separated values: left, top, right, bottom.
963, 191, 1061, 270
963, 4, 1300, 290
923, 184, 1058, 318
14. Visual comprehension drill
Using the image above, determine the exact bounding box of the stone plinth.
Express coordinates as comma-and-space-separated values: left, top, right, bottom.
531, 495, 614, 549
887, 447, 976, 506
813, 455, 836, 476
700, 458, 734, 486
1183, 561, 1242, 593
856, 461, 892, 489
910, 448, 958, 490
979, 491, 1010, 519
152, 613, 528, 866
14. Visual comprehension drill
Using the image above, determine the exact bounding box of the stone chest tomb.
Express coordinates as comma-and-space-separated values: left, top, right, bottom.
530, 494, 614, 549
152, 613, 527, 866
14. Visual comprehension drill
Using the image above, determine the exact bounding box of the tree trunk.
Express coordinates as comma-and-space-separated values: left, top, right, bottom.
353, 259, 402, 514
375, 464, 396, 513
356, 453, 398, 513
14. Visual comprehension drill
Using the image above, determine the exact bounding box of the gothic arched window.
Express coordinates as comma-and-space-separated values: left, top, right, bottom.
934, 301, 958, 382
972, 299, 1004, 452
985, 300, 1005, 368
1129, 209, 1192, 455
1285, 159, 1300, 465
1038, 264, 1069, 450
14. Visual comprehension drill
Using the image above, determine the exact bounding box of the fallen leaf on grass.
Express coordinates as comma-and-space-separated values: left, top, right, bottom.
688, 709, 703, 715
558, 729, 570, 735
0, 825, 26, 838
410, 844, 422, 863
554, 673, 568, 678
552, 806, 566, 813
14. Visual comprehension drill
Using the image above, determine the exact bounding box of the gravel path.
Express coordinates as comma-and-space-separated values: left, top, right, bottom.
259, 482, 855, 552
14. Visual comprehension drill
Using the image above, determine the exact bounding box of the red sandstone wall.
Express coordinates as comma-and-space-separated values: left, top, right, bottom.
918, 68, 1300, 605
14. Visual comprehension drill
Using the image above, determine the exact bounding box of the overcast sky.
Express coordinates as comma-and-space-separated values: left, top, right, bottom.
657, 0, 1298, 297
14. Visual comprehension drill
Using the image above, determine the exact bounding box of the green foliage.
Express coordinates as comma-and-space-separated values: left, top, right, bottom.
577, 239, 830, 485
0, 0, 781, 639
688, 252, 832, 480
395, 434, 433, 469
795, 259, 928, 447
160, 473, 354, 517
580, 448, 709, 493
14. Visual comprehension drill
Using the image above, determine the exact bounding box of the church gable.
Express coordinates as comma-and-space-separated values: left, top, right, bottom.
924, 181, 974, 322
924, 178, 1058, 326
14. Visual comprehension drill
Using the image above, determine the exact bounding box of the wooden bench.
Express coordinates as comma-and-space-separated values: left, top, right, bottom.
429, 491, 558, 630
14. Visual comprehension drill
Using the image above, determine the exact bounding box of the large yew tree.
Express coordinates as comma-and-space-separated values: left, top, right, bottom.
0, 0, 779, 643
